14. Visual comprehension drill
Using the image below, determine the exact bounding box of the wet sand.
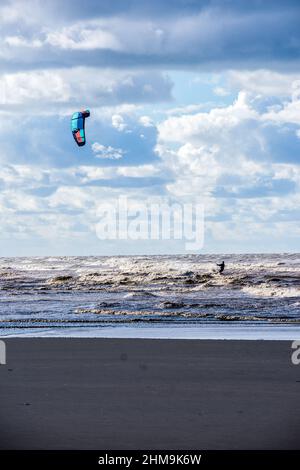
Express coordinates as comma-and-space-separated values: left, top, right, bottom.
0, 338, 299, 449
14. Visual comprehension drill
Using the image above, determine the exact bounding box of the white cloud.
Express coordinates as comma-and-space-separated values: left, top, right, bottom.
155, 87, 300, 247
166, 103, 207, 116
227, 70, 300, 97
0, 3, 300, 78
77, 166, 116, 182
77, 164, 159, 180
92, 142, 125, 160
0, 70, 71, 105
158, 92, 257, 144
0, 20, 300, 253
0, 68, 172, 111
139, 115, 154, 127
0, 0, 40, 25
4, 35, 43, 48
0, 190, 41, 212
48, 187, 93, 209
213, 86, 230, 97
262, 87, 300, 125
117, 164, 158, 177
111, 114, 127, 131
46, 24, 121, 51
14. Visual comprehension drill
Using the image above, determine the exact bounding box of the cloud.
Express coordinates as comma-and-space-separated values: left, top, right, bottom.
0, 68, 173, 112
263, 83, 300, 125
139, 115, 154, 127
0, 105, 161, 171
159, 92, 257, 145
159, 89, 300, 165
117, 164, 158, 177
227, 70, 300, 97
156, 86, 300, 249
46, 24, 121, 51
111, 114, 127, 132
0, 70, 70, 106
4, 35, 43, 48
166, 103, 208, 116
1, 1, 300, 253
92, 142, 125, 160
213, 178, 296, 198
1, 1, 300, 70
213, 86, 230, 97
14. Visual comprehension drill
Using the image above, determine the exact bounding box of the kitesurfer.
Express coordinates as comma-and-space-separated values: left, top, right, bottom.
216, 261, 225, 274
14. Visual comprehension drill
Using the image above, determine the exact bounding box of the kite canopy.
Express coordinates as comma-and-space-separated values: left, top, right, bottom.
71, 109, 90, 146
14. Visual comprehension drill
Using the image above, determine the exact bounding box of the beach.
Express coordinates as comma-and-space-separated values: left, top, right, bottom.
0, 338, 300, 449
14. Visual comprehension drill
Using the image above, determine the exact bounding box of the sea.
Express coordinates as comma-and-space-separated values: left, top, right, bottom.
0, 253, 299, 339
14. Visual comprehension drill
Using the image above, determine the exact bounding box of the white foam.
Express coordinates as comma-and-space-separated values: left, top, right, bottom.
2, 324, 300, 340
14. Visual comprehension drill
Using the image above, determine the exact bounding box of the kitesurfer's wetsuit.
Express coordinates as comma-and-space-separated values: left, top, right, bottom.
217, 261, 225, 274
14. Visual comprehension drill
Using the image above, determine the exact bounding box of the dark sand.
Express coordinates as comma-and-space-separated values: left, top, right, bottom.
0, 339, 300, 449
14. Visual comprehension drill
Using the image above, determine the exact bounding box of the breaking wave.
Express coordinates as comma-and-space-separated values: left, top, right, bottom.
0, 253, 299, 331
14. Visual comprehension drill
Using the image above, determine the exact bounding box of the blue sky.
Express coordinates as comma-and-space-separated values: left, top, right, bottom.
0, 0, 300, 255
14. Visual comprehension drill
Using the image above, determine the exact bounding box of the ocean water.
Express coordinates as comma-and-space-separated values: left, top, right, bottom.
0, 254, 299, 337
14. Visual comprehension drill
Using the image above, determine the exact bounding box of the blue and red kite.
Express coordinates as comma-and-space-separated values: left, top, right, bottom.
71, 109, 90, 146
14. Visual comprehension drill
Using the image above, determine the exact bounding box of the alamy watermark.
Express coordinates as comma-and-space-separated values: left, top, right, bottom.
291, 341, 300, 365
0, 340, 6, 365
95, 196, 204, 251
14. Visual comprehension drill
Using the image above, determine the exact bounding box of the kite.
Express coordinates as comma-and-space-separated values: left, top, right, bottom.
71, 109, 90, 146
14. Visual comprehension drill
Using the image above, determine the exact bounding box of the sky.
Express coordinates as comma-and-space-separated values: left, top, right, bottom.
0, 0, 300, 255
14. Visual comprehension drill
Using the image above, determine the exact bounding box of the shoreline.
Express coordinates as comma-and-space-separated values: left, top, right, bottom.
1, 323, 300, 340
0, 338, 300, 449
